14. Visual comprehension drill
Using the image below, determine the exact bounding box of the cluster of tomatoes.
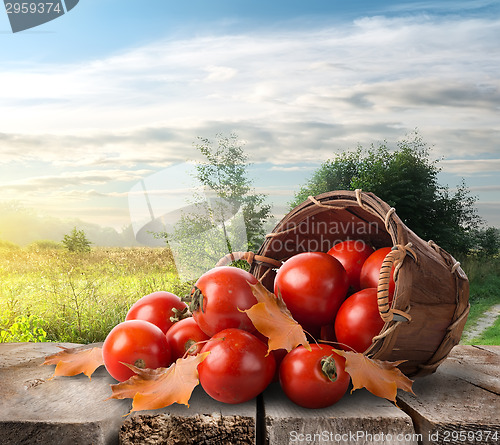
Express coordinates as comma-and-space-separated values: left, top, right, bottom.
102, 239, 394, 409
273, 240, 395, 408
278, 240, 396, 355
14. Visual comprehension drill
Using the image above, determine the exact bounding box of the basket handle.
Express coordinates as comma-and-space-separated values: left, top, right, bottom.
377, 244, 416, 323
216, 251, 282, 269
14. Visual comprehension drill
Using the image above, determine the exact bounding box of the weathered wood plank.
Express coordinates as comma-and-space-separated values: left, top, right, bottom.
262, 382, 418, 445
0, 342, 257, 445
2, 343, 498, 445
119, 385, 256, 445
438, 345, 500, 394
0, 341, 82, 369
0, 342, 130, 445
474, 345, 500, 356
397, 345, 500, 445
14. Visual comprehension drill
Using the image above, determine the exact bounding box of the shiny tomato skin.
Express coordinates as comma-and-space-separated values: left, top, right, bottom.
279, 344, 350, 409
102, 320, 172, 382
327, 240, 375, 291
191, 266, 258, 337
360, 247, 395, 300
334, 288, 385, 353
125, 291, 188, 334
252, 330, 287, 382
198, 328, 276, 404
274, 252, 349, 327
320, 323, 337, 343
166, 317, 210, 361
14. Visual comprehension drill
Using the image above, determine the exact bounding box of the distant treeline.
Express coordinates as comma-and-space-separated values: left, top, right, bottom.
0, 202, 140, 247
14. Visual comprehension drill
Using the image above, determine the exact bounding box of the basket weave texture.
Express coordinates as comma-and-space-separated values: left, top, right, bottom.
248, 190, 470, 378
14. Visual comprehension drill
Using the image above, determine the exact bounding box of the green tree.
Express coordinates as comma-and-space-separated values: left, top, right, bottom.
62, 227, 92, 253
291, 131, 483, 256
193, 133, 272, 251
161, 134, 272, 279
472, 227, 500, 257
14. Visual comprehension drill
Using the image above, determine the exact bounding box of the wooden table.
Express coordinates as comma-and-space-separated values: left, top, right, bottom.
0, 343, 498, 445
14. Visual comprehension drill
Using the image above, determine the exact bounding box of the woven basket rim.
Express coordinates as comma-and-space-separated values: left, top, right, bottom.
245, 189, 470, 377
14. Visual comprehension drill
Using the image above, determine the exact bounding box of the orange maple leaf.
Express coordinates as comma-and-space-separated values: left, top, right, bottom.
333, 349, 414, 403
244, 281, 310, 354
108, 352, 210, 413
42, 346, 104, 380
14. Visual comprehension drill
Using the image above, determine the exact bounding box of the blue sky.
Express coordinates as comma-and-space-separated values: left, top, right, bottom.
1, 0, 499, 243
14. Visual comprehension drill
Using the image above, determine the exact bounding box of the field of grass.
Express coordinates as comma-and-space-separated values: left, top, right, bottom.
459, 255, 500, 345
1, 245, 498, 345
0, 246, 193, 343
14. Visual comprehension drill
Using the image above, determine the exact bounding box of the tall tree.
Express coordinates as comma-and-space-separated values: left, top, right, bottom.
193, 133, 272, 252
165, 134, 272, 279
290, 131, 483, 256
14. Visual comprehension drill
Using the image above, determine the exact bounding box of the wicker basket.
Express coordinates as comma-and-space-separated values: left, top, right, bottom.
217, 190, 470, 377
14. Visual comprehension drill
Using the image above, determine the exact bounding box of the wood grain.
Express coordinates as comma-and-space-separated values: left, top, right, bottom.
397, 345, 500, 445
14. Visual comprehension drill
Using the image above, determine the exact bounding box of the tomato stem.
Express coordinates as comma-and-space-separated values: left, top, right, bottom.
170, 306, 191, 323
189, 286, 205, 313
184, 339, 197, 355
317, 339, 358, 353
320, 355, 338, 382
134, 358, 146, 369
180, 339, 213, 360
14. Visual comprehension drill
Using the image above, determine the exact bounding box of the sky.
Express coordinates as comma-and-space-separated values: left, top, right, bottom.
0, 0, 499, 246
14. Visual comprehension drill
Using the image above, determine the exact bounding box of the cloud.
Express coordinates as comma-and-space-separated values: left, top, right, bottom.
1, 11, 499, 229
269, 165, 315, 172
341, 79, 500, 111
469, 185, 500, 192
0, 169, 153, 192
384, 0, 498, 14
204, 65, 238, 82
0, 14, 498, 167
0, 129, 197, 167
475, 201, 500, 227
58, 189, 130, 200
441, 159, 500, 175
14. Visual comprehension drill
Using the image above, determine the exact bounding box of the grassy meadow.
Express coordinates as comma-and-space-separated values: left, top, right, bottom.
0, 245, 193, 343
458, 255, 500, 345
0, 243, 499, 345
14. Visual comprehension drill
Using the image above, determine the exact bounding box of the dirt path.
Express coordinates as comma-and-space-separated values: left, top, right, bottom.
462, 304, 500, 342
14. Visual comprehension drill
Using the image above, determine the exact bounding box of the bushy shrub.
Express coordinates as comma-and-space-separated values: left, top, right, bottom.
62, 228, 92, 253
28, 240, 64, 251
0, 310, 48, 343
0, 239, 20, 251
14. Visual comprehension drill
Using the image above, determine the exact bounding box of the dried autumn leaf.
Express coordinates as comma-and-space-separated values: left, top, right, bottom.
244, 281, 310, 354
108, 352, 210, 413
334, 349, 414, 403
42, 346, 104, 380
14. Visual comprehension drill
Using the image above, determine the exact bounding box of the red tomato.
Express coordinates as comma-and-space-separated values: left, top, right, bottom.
271, 348, 288, 382
191, 266, 258, 337
198, 328, 276, 404
334, 288, 385, 353
327, 239, 374, 291
360, 247, 395, 300
274, 252, 349, 327
125, 291, 188, 334
320, 323, 337, 343
279, 344, 350, 409
166, 317, 210, 361
102, 320, 172, 382
252, 330, 287, 382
